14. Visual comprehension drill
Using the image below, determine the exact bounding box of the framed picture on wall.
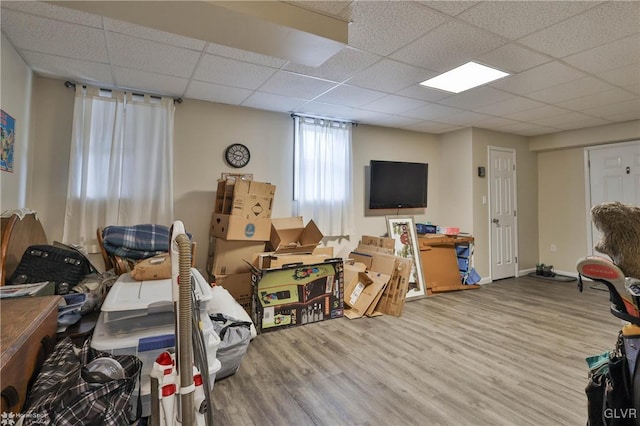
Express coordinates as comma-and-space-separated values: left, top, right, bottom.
386, 215, 426, 300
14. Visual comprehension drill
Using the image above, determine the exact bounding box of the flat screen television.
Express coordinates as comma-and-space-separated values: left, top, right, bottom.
369, 160, 428, 209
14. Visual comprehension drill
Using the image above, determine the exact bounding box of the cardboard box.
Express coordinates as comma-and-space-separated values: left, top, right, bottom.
215, 179, 275, 219
210, 212, 271, 241
269, 217, 323, 253
214, 273, 253, 316
252, 246, 334, 270
251, 259, 343, 333
207, 237, 265, 275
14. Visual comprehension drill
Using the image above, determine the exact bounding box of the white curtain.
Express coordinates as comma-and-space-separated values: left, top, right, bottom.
63, 86, 174, 251
294, 116, 354, 237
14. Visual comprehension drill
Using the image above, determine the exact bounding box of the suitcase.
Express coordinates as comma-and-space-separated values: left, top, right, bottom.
9, 245, 93, 294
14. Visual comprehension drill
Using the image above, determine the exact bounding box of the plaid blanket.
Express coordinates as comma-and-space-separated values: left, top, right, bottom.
102, 224, 170, 260
21, 338, 141, 425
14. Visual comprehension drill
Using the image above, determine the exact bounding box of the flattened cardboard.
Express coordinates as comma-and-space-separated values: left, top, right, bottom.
269, 217, 323, 253
210, 212, 271, 241
343, 271, 388, 319
361, 235, 395, 251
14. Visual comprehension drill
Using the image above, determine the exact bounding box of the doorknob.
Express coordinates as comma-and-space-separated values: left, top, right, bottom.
492, 218, 500, 224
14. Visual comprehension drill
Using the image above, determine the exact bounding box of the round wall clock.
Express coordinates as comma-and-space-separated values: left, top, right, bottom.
225, 143, 250, 168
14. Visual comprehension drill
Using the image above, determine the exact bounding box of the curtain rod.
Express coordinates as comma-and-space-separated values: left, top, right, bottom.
290, 112, 357, 126
64, 81, 183, 104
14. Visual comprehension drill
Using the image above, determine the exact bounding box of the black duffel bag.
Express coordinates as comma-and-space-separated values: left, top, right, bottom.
9, 244, 94, 295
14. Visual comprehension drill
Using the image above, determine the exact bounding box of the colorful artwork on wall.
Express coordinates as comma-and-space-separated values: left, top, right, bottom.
1, 109, 15, 173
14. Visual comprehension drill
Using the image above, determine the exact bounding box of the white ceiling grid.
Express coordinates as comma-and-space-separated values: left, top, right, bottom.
1, 0, 638, 136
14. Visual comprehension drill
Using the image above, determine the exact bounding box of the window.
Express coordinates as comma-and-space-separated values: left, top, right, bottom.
293, 115, 354, 237
63, 86, 174, 251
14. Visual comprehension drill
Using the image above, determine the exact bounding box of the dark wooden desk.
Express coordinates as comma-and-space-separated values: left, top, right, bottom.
1, 295, 60, 413
418, 235, 480, 295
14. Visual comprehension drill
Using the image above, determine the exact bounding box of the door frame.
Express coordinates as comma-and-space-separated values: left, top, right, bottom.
488, 145, 519, 281
583, 140, 640, 255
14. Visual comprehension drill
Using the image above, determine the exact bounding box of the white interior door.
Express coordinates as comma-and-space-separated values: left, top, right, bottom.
587, 141, 640, 254
489, 147, 517, 280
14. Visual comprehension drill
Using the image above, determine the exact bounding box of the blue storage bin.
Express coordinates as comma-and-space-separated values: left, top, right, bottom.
457, 257, 469, 271
416, 223, 437, 234
456, 245, 470, 257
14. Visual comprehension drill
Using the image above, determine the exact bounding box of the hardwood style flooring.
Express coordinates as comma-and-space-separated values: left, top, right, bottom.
211, 276, 621, 426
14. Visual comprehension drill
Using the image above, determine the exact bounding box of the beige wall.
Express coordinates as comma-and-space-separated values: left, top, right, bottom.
537, 148, 587, 273
471, 128, 538, 279
439, 129, 473, 233
1, 34, 33, 211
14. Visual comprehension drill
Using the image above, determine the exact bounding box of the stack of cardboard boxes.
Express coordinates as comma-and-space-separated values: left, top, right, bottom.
208, 178, 276, 315
250, 217, 343, 333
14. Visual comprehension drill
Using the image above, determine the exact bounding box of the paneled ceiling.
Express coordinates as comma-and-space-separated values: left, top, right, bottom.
2, 1, 639, 136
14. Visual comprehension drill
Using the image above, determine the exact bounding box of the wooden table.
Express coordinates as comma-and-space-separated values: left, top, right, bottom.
418, 234, 479, 295
1, 295, 60, 413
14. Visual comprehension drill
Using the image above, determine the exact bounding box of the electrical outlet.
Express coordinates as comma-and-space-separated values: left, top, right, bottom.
550, 244, 557, 252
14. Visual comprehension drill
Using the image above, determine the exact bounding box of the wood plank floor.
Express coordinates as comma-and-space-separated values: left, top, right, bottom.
211, 276, 621, 425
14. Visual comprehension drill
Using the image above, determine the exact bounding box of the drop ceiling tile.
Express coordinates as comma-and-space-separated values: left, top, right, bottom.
495, 121, 560, 136
206, 43, 287, 68
474, 96, 545, 116
347, 110, 395, 123
435, 110, 495, 126
284, 47, 381, 83
112, 66, 187, 97
22, 51, 114, 85
473, 116, 523, 129
1, 1, 104, 28
401, 103, 466, 121
394, 84, 451, 103
347, 59, 432, 93
604, 110, 640, 122
504, 105, 572, 122
526, 77, 616, 104
294, 101, 357, 121
259, 71, 337, 100
419, 1, 479, 17
241, 91, 307, 112
557, 88, 637, 111
361, 95, 428, 114
477, 44, 551, 74
285, 1, 352, 17
564, 34, 640, 75
438, 86, 514, 110
403, 121, 462, 134
519, 2, 640, 58
1, 9, 108, 62
106, 32, 200, 78
347, 1, 446, 56
533, 112, 611, 130
314, 85, 387, 108
597, 64, 640, 91
185, 80, 252, 105
457, 1, 595, 40
582, 99, 640, 119
366, 115, 424, 128
390, 19, 506, 72
491, 62, 586, 95
194, 54, 278, 90
103, 18, 206, 51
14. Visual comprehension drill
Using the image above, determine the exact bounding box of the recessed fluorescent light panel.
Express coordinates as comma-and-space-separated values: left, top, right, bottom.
420, 62, 509, 93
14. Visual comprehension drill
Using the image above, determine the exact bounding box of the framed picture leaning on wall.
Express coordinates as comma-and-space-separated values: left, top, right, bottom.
386, 215, 426, 300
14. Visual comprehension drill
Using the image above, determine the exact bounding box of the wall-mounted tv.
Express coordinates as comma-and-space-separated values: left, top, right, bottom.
369, 160, 428, 209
